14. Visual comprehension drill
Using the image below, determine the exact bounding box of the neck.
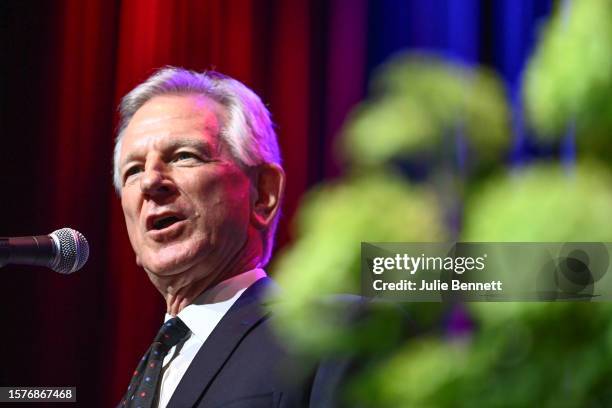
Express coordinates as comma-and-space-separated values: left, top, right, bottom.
149, 236, 263, 316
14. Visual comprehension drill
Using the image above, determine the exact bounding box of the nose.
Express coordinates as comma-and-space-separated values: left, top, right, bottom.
140, 159, 176, 199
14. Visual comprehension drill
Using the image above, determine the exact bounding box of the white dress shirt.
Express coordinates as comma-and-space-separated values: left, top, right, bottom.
156, 268, 267, 408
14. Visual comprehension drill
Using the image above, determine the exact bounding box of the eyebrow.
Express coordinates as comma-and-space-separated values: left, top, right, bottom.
121, 138, 214, 170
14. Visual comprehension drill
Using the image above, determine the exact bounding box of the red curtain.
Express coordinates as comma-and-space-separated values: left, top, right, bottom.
1, 1, 365, 405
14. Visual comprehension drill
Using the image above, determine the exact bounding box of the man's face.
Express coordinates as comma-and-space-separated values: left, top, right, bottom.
118, 94, 253, 286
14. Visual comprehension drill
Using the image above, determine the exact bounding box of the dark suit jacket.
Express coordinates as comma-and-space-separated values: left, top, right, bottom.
165, 277, 325, 408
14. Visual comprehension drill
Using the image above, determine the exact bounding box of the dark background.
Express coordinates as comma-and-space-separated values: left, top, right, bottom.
0, 1, 552, 406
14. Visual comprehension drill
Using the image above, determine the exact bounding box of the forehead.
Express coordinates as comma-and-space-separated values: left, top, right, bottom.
120, 94, 226, 160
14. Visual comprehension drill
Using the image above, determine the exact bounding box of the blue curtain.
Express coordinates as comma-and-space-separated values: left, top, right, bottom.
364, 0, 555, 165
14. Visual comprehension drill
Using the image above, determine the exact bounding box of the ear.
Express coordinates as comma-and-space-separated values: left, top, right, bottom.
250, 163, 285, 230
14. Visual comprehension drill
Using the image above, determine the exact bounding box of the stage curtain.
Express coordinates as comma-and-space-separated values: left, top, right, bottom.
2, 0, 551, 405
1, 1, 366, 405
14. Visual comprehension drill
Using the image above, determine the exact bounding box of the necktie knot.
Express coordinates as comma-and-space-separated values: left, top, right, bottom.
154, 317, 190, 349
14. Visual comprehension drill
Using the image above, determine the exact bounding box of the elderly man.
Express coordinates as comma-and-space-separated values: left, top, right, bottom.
114, 67, 314, 408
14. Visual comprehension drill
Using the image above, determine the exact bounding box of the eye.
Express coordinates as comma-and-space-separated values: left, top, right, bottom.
172, 151, 201, 163
123, 165, 143, 183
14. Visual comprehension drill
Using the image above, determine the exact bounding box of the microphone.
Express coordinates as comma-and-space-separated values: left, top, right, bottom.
0, 228, 89, 274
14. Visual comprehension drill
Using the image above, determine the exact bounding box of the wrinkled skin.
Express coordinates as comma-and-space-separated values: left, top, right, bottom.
118, 94, 284, 315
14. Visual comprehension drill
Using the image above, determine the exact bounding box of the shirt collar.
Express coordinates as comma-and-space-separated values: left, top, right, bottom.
164, 268, 267, 342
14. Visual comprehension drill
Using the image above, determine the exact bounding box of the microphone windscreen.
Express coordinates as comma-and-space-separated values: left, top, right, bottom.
50, 228, 89, 274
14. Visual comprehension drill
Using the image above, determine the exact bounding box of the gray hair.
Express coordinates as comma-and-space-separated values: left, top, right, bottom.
113, 67, 282, 266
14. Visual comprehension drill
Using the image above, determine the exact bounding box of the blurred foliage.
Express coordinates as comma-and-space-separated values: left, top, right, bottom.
272, 171, 447, 355
348, 302, 612, 407
272, 56, 511, 360
271, 3, 612, 403
341, 54, 510, 171
524, 0, 612, 162
463, 161, 612, 242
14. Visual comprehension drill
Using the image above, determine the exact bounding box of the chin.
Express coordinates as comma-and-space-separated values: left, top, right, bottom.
145, 263, 184, 277
142, 254, 193, 276
141, 247, 198, 277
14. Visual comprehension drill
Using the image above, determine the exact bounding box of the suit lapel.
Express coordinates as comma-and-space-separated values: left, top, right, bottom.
166, 277, 274, 408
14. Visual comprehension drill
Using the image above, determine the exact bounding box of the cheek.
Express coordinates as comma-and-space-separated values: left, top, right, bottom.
219, 176, 252, 220
192, 171, 252, 232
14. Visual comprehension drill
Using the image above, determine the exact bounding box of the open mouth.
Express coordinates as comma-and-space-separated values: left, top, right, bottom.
149, 214, 185, 231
